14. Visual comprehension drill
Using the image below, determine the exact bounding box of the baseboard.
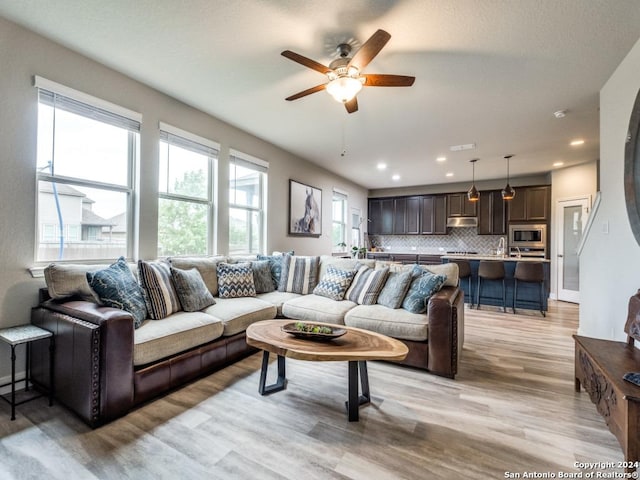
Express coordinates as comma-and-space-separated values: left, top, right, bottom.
549, 293, 557, 300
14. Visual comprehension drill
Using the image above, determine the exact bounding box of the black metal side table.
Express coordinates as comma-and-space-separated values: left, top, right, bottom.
0, 324, 54, 420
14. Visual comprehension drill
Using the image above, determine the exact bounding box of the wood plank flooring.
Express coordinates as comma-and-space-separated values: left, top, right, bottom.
0, 301, 628, 479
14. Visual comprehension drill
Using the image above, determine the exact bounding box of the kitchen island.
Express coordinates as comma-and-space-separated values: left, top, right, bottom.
441, 254, 550, 312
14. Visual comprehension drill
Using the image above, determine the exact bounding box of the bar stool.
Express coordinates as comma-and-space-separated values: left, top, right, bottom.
513, 261, 546, 317
450, 259, 473, 308
476, 260, 506, 312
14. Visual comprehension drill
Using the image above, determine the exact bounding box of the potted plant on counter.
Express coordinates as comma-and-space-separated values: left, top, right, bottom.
351, 246, 367, 259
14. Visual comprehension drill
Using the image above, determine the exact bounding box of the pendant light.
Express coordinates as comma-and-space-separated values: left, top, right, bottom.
501, 154, 516, 200
467, 159, 480, 202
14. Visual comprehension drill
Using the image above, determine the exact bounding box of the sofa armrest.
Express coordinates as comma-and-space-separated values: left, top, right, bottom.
427, 286, 464, 378
31, 299, 135, 427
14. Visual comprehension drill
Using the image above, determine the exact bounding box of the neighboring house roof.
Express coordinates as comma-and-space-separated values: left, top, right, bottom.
82, 208, 115, 227
39, 182, 87, 198
105, 212, 126, 233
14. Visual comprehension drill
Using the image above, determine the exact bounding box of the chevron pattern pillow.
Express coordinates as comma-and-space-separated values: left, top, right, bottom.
217, 262, 256, 298
345, 265, 390, 305
313, 265, 356, 301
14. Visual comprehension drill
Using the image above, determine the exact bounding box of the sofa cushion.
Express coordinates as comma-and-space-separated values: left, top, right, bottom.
345, 265, 389, 305
375, 261, 459, 288
202, 297, 276, 336
168, 256, 227, 296
318, 256, 375, 280
278, 254, 320, 294
87, 257, 148, 328
377, 270, 414, 309
251, 260, 276, 294
44, 262, 137, 302
170, 267, 216, 312
344, 304, 429, 342
282, 294, 356, 325
134, 311, 224, 366
255, 291, 302, 317
138, 260, 181, 319
313, 265, 356, 301
402, 266, 447, 314
217, 262, 256, 298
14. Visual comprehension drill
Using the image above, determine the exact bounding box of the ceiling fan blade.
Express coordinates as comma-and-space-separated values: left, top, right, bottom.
348, 29, 391, 71
344, 97, 358, 114
281, 50, 332, 75
363, 74, 415, 87
285, 83, 327, 101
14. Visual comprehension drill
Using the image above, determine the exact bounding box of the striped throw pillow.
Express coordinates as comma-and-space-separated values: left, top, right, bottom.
313, 265, 356, 301
345, 265, 390, 305
138, 260, 182, 320
278, 254, 320, 294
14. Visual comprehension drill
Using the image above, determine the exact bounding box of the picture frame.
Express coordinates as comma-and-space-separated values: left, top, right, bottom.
288, 179, 322, 237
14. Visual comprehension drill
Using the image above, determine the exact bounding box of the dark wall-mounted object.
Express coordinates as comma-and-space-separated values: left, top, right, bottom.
624, 88, 640, 247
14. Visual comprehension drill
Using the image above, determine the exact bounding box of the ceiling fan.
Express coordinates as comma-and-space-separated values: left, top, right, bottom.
281, 29, 415, 114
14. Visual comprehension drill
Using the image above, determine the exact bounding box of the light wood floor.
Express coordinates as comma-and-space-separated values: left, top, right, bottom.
0, 301, 626, 479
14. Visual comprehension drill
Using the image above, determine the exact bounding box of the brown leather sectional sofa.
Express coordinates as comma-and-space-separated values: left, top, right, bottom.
30, 256, 464, 427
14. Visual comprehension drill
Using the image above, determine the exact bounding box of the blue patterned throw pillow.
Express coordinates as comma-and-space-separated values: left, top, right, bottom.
402, 265, 447, 314
217, 262, 256, 298
251, 260, 276, 293
87, 257, 147, 328
257, 251, 294, 290
313, 265, 356, 301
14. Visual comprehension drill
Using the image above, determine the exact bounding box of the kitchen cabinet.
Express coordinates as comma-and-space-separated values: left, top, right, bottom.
478, 190, 506, 235
421, 195, 447, 235
507, 185, 550, 222
418, 254, 443, 265
391, 254, 418, 264
391, 196, 421, 235
447, 193, 477, 217
368, 198, 394, 234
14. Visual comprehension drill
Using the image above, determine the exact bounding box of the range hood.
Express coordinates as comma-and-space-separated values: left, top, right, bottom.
446, 217, 478, 228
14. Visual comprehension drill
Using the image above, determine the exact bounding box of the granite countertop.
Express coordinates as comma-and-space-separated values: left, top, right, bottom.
441, 254, 550, 263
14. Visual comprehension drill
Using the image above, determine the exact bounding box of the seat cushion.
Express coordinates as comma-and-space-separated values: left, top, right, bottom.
282, 294, 356, 325
344, 304, 429, 342
134, 311, 224, 366
255, 291, 302, 317
202, 297, 276, 336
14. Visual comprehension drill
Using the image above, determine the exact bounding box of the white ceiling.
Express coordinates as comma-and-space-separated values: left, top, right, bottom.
2, 0, 640, 190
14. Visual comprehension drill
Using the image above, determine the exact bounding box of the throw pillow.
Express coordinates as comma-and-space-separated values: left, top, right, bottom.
312, 265, 356, 301
251, 260, 276, 293
87, 256, 147, 328
170, 267, 216, 312
278, 254, 320, 294
377, 270, 414, 309
217, 262, 256, 298
257, 251, 293, 290
138, 260, 182, 320
345, 265, 390, 305
402, 266, 447, 314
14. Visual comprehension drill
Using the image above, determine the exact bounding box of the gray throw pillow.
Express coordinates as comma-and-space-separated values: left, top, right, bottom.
377, 270, 413, 309
170, 267, 216, 312
251, 260, 276, 293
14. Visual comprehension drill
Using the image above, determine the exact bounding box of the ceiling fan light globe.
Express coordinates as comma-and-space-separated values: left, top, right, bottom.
326, 77, 363, 103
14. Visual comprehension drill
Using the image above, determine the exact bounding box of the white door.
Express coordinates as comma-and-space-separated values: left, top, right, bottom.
556, 197, 591, 303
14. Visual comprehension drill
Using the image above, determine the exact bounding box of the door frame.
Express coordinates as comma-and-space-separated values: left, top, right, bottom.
555, 195, 592, 303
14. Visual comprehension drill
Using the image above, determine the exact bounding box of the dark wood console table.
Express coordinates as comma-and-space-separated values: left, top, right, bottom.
574, 335, 640, 471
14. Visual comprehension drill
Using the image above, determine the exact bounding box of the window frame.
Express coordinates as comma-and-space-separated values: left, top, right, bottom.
332, 190, 348, 252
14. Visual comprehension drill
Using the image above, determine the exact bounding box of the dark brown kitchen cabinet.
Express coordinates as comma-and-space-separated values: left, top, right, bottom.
421, 195, 447, 235
447, 193, 477, 217
391, 254, 418, 264
418, 254, 443, 265
478, 190, 506, 235
391, 196, 421, 235
393, 197, 406, 234
507, 185, 550, 222
368, 198, 394, 234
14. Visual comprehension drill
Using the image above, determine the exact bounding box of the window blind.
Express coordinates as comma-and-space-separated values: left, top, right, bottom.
229, 150, 268, 173
160, 130, 219, 158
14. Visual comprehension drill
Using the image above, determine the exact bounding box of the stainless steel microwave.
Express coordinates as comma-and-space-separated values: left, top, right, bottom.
509, 224, 547, 248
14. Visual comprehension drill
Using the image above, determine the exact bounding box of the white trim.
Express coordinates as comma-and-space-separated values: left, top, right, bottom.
577, 192, 600, 256
159, 122, 220, 150
33, 75, 142, 122
229, 148, 269, 169
332, 187, 348, 197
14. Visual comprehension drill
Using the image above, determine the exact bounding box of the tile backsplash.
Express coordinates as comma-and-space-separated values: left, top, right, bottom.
368, 228, 505, 254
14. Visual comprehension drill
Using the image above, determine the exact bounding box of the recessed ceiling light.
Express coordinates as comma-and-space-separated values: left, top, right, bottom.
377, 163, 387, 170
445, 172, 454, 177
553, 161, 564, 167
392, 174, 400, 181
436, 157, 446, 162
553, 110, 567, 118
570, 139, 585, 146
449, 143, 476, 152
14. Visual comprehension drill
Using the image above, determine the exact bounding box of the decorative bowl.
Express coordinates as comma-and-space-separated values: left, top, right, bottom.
281, 322, 347, 341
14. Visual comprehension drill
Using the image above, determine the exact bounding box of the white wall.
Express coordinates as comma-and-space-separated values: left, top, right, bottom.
580, 37, 640, 340
0, 17, 368, 377
549, 162, 598, 297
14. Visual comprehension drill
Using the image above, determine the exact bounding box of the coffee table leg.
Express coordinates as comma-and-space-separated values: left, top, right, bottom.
346, 361, 371, 422
358, 361, 370, 405
258, 351, 286, 395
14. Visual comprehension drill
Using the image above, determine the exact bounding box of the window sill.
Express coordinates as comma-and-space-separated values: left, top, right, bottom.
29, 266, 45, 278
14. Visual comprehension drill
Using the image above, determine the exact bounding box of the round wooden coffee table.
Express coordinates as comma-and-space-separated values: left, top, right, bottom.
246, 319, 408, 421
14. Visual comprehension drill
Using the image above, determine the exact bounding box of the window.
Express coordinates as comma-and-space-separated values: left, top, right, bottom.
158, 124, 218, 256
229, 151, 267, 254
35, 77, 140, 262
332, 191, 347, 251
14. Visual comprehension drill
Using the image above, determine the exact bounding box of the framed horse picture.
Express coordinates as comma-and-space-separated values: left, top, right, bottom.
288, 179, 322, 237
